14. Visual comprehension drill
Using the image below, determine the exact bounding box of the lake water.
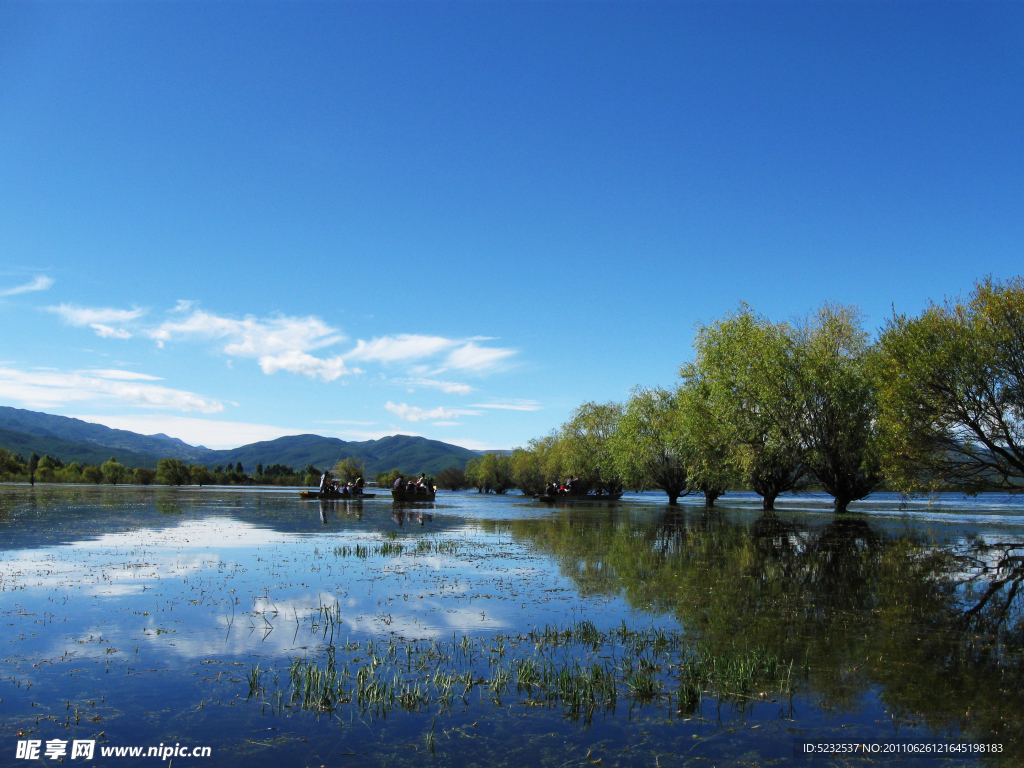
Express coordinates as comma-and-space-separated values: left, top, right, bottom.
1, 485, 1022, 766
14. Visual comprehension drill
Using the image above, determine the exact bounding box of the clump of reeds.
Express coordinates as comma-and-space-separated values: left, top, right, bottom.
248, 620, 797, 725
330, 536, 463, 560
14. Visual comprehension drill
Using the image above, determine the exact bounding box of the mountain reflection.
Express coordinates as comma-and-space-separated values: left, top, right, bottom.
486, 508, 1024, 757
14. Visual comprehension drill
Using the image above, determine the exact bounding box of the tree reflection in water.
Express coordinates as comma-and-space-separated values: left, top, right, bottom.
486, 508, 1024, 759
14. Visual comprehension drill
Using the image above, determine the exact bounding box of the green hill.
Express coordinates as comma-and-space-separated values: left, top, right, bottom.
0, 408, 480, 475
0, 427, 160, 468
0, 406, 213, 462
212, 434, 478, 474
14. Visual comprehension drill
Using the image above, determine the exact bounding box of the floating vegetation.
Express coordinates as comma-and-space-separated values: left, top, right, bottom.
253, 621, 796, 725
332, 537, 464, 559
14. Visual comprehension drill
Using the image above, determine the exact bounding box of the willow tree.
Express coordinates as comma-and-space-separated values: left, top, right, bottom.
466, 452, 515, 493
686, 306, 807, 510
675, 381, 739, 507
557, 401, 624, 494
612, 387, 689, 504
156, 457, 191, 486
875, 277, 1024, 495
511, 436, 560, 496
334, 457, 367, 483
792, 304, 882, 513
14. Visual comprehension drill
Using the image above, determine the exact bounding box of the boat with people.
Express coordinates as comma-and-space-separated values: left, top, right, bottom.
535, 491, 623, 502
536, 477, 623, 502
300, 490, 376, 499
391, 487, 436, 502
389, 473, 437, 502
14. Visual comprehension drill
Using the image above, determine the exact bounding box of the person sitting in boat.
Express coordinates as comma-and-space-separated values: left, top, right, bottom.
393, 475, 404, 490
319, 472, 329, 492
564, 476, 575, 494
355, 476, 364, 492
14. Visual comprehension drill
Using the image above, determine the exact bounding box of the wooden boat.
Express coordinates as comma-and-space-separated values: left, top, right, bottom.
300, 490, 376, 499
391, 487, 437, 502
536, 492, 624, 502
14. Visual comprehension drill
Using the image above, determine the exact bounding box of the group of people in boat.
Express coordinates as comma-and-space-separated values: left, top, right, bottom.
393, 473, 435, 494
542, 477, 613, 497
544, 476, 582, 496
320, 472, 365, 497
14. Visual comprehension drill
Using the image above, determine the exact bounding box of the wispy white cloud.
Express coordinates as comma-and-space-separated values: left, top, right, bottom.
1, 275, 54, 296
86, 369, 163, 381
347, 335, 456, 362
146, 309, 344, 356
47, 303, 145, 338
48, 303, 147, 325
470, 399, 543, 411
445, 342, 516, 371
348, 335, 516, 373
91, 323, 132, 339
384, 401, 483, 423
0, 366, 223, 413
41, 300, 519, 385
258, 350, 349, 382
391, 377, 475, 395
431, 421, 461, 426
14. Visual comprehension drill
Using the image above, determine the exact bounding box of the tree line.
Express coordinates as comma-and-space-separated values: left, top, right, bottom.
473, 277, 1024, 513
0, 451, 323, 488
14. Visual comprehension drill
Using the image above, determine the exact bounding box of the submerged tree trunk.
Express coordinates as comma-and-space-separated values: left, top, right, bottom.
762, 492, 778, 511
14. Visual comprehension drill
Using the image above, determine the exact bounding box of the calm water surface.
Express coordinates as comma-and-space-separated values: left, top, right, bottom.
1, 486, 1022, 767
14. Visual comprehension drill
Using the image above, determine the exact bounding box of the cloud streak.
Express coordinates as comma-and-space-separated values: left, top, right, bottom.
470, 399, 543, 411
146, 309, 345, 356
258, 350, 349, 381
384, 401, 483, 423
49, 303, 147, 325
0, 367, 224, 413
392, 377, 475, 395
1, 275, 54, 296
47, 303, 146, 339
43, 301, 518, 383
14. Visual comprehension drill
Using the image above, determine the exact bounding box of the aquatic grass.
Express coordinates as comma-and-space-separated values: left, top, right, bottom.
256, 622, 797, 723
246, 664, 263, 699
330, 537, 465, 560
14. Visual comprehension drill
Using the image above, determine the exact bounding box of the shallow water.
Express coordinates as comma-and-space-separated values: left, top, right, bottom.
1, 485, 1022, 766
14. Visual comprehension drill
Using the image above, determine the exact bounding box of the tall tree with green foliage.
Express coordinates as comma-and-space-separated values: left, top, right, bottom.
557, 401, 624, 494
612, 387, 690, 504
436, 466, 467, 491
334, 457, 366, 483
28, 452, 39, 486
685, 306, 808, 510
157, 458, 191, 486
190, 465, 214, 486
674, 382, 739, 507
101, 457, 129, 485
511, 436, 561, 496
466, 452, 515, 493
791, 304, 882, 513
874, 277, 1024, 495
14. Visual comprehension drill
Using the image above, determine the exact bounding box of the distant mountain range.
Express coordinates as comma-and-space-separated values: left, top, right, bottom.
0, 406, 480, 474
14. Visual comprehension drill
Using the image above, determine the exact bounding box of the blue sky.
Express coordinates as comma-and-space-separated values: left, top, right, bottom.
1, 1, 1021, 451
